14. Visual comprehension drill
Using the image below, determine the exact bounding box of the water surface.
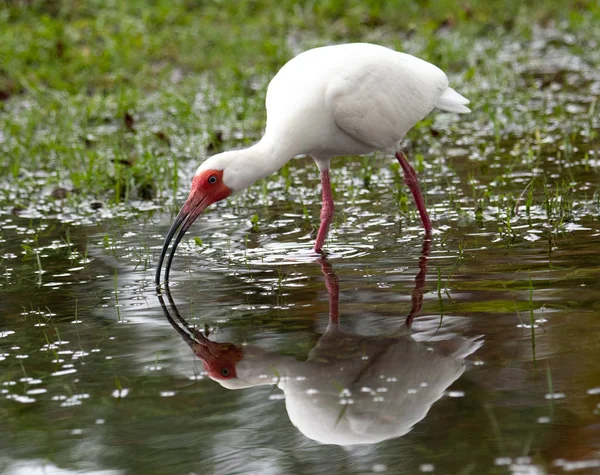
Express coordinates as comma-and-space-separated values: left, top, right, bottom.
1, 194, 599, 474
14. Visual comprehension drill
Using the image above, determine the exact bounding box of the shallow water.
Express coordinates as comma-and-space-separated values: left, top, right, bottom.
1, 22, 600, 475
1, 181, 600, 474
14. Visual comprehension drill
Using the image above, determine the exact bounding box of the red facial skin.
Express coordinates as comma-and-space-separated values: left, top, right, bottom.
192, 340, 243, 380
189, 169, 232, 208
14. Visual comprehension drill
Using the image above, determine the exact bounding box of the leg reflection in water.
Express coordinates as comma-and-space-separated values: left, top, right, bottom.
157, 235, 481, 446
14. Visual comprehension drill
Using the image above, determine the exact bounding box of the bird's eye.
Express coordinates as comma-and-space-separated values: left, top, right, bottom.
208, 175, 218, 185
221, 368, 229, 377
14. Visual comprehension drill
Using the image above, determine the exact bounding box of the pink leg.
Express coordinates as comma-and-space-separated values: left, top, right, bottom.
314, 169, 334, 253
395, 151, 432, 232
405, 234, 432, 328
319, 257, 339, 325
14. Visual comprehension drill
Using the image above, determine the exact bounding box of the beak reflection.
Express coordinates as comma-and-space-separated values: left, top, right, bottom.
158, 235, 483, 446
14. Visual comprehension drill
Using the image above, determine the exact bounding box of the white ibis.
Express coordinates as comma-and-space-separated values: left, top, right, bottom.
159, 254, 482, 446
156, 43, 470, 284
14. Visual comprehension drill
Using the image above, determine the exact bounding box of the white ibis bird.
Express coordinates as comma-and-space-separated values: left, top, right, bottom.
159, 253, 482, 446
156, 43, 470, 284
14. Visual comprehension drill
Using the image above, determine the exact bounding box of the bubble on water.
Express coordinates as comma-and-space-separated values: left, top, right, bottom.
26, 388, 47, 395
545, 392, 565, 400
516, 323, 539, 329
587, 387, 600, 395
448, 391, 465, 398
372, 464, 387, 472
51, 368, 77, 377
160, 391, 176, 397
112, 388, 129, 398
7, 394, 36, 404
554, 459, 600, 471
0, 331, 15, 338
419, 464, 435, 472
43, 281, 66, 287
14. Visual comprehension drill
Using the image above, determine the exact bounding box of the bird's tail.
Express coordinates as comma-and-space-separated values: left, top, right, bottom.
436, 87, 471, 113
449, 335, 484, 359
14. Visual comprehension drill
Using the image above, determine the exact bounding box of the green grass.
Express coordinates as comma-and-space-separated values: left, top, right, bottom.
0, 0, 599, 233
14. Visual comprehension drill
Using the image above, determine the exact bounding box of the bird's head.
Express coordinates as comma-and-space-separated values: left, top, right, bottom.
192, 339, 243, 382
194, 342, 285, 390
155, 153, 239, 284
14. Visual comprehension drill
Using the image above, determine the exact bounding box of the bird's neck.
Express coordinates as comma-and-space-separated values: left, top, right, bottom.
236, 350, 307, 387
226, 132, 302, 192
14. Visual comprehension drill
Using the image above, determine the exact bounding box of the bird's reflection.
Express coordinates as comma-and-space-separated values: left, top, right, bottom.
158, 238, 482, 446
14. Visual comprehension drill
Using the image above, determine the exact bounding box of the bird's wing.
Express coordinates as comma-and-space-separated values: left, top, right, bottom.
326, 52, 448, 152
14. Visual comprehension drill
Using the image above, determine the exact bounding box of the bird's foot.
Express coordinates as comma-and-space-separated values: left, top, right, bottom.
313, 245, 330, 256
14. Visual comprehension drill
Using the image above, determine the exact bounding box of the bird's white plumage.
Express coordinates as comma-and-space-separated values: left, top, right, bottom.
196, 42, 469, 192
266, 43, 450, 156
212, 326, 483, 446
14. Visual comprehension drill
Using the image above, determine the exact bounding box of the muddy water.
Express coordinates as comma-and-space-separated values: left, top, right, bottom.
1, 171, 599, 474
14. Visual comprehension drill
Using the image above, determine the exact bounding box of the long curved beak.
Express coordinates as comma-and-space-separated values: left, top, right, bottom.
157, 284, 242, 375
155, 190, 209, 285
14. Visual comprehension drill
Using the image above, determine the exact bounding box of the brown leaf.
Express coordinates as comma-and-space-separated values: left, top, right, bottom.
51, 187, 69, 199
124, 111, 136, 132
154, 130, 171, 146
